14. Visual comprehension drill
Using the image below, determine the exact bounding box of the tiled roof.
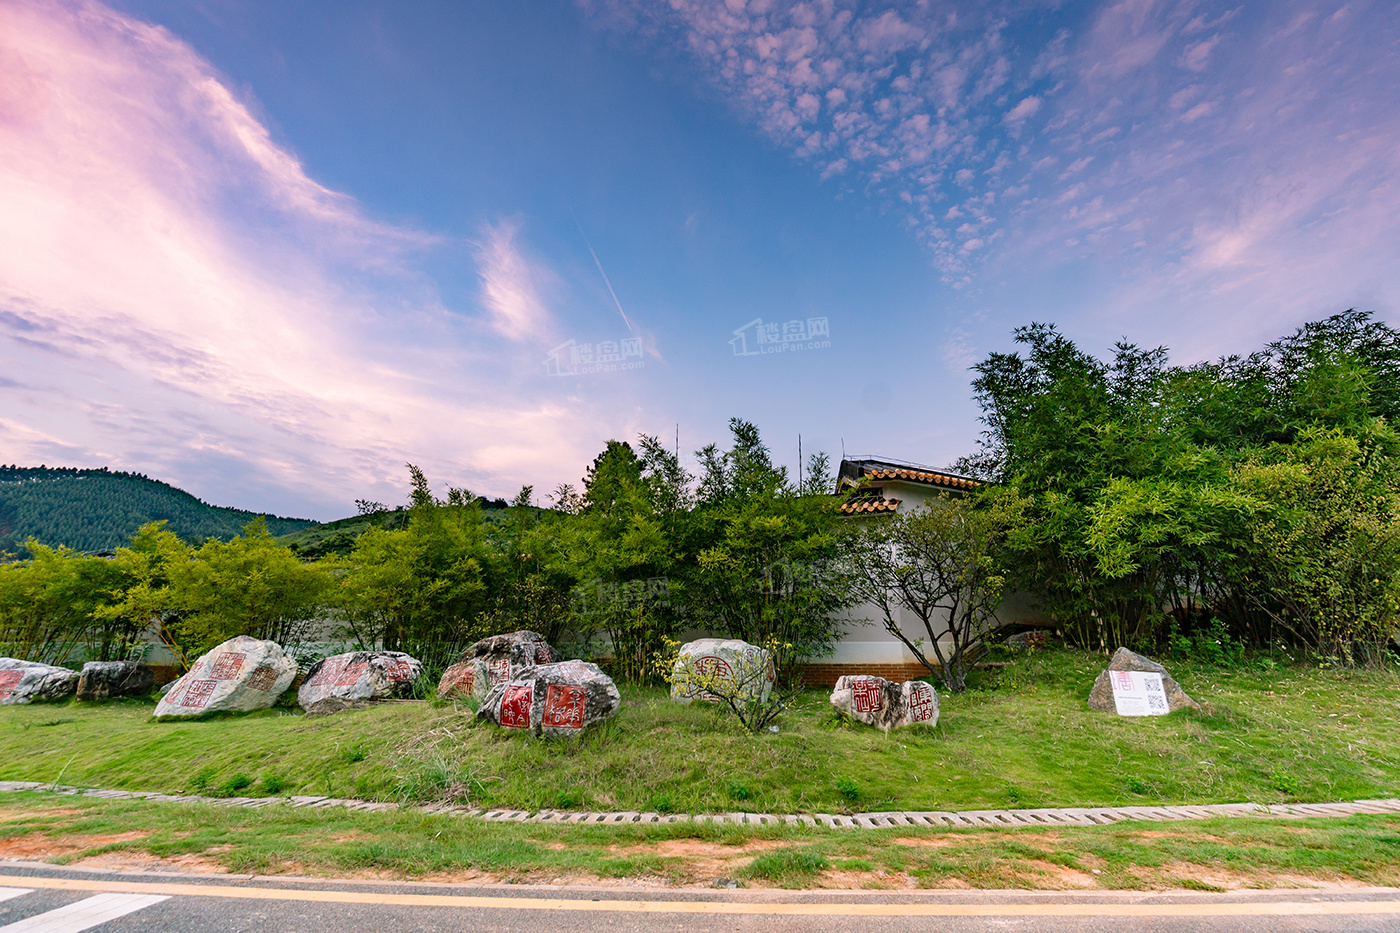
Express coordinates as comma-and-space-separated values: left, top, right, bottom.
839, 497, 901, 514
864, 467, 981, 490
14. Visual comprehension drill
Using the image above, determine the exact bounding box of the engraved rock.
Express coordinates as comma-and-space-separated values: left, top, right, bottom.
76, 660, 155, 701
153, 636, 297, 719
670, 638, 775, 706
298, 651, 422, 714
1087, 647, 1199, 714
438, 630, 560, 702
829, 674, 939, 730
476, 660, 621, 737
0, 658, 80, 705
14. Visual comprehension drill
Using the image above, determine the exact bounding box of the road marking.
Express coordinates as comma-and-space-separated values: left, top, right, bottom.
0, 876, 1397, 918
0, 890, 33, 903
0, 893, 168, 932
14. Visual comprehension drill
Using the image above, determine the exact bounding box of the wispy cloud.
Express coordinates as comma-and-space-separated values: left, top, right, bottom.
0, 0, 608, 516
473, 219, 556, 341
584, 0, 1400, 343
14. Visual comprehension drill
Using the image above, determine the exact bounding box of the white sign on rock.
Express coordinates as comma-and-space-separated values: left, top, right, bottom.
1109, 670, 1170, 716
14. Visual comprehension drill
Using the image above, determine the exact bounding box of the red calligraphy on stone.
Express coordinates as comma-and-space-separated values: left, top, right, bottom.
532, 643, 554, 664
0, 670, 23, 701
384, 658, 413, 681
908, 682, 935, 722
306, 658, 344, 688
246, 666, 279, 692
488, 658, 511, 684
1110, 670, 1134, 692
499, 683, 532, 729
852, 678, 884, 713
543, 684, 586, 730
208, 653, 246, 681
691, 655, 732, 702
335, 661, 368, 687
181, 679, 217, 708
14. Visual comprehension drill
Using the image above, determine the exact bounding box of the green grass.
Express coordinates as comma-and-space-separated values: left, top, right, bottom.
2, 794, 1399, 890
1, 649, 1398, 815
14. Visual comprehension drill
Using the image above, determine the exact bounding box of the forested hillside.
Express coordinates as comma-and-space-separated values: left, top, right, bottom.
0, 466, 316, 555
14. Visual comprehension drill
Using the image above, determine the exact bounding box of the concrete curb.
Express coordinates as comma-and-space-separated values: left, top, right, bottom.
4, 780, 1399, 829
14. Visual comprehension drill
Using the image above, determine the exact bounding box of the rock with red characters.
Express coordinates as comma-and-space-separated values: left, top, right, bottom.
670, 638, 775, 707
438, 630, 560, 702
476, 660, 620, 737
0, 658, 80, 705
829, 674, 939, 731
298, 650, 423, 715
154, 636, 297, 720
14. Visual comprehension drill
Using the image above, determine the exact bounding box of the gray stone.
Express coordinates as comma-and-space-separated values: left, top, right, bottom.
1087, 647, 1199, 713
154, 636, 297, 719
0, 658, 79, 705
439, 630, 560, 702
476, 659, 621, 737
829, 674, 939, 730
670, 638, 775, 706
76, 661, 155, 701
298, 650, 422, 714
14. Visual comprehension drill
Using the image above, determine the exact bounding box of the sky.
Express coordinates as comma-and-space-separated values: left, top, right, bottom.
1, 0, 1397, 520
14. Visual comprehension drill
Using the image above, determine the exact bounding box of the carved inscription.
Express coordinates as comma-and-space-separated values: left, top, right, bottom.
488, 658, 512, 685
543, 684, 586, 729
907, 682, 936, 722
384, 658, 414, 682
0, 670, 23, 701
181, 679, 217, 708
852, 678, 884, 713
499, 683, 532, 729
208, 652, 246, 681
335, 661, 368, 687
246, 666, 279, 692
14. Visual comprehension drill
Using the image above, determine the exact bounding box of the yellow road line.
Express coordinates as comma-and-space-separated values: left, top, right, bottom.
2, 876, 1398, 917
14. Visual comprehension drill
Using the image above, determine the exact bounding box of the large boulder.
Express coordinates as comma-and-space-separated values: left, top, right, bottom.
154, 636, 297, 720
829, 675, 940, 730
0, 658, 79, 705
1087, 647, 1199, 716
670, 638, 775, 706
438, 630, 561, 702
77, 661, 155, 701
476, 660, 621, 737
298, 651, 422, 714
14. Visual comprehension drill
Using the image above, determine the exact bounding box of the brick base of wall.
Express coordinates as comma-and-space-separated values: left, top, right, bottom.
798, 662, 933, 687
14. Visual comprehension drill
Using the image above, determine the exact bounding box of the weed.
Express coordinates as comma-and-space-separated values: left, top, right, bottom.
217, 773, 253, 796
836, 776, 861, 802
189, 766, 217, 794
740, 847, 829, 886
726, 781, 751, 801
260, 773, 289, 795
650, 793, 676, 814
341, 743, 368, 764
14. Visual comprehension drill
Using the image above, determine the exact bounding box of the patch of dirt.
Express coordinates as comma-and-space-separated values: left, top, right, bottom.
1155, 862, 1376, 891
0, 831, 149, 859
72, 850, 231, 874
0, 806, 86, 819
611, 838, 788, 858
1015, 858, 1099, 889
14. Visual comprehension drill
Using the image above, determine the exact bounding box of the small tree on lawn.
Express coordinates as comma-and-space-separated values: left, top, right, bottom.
844, 492, 1023, 693
667, 641, 788, 734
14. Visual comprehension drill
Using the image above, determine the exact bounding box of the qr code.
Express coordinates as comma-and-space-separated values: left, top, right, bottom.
1148, 694, 1167, 711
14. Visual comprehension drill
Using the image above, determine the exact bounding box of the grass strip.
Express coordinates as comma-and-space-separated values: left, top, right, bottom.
2, 793, 1400, 891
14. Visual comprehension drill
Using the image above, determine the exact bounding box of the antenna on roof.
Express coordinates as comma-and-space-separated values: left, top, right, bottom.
841, 437, 846, 461
798, 434, 803, 489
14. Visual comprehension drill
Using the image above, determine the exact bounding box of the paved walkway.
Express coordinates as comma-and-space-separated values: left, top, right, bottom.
3, 780, 1398, 829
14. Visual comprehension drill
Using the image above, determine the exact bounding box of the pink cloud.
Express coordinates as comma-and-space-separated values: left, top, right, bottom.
0, 0, 610, 516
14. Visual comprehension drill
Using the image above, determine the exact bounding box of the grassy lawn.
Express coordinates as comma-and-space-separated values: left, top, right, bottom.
1, 649, 1397, 815
2, 793, 1399, 890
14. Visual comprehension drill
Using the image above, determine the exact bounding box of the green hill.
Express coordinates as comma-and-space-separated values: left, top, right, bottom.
0, 466, 317, 556
275, 498, 534, 559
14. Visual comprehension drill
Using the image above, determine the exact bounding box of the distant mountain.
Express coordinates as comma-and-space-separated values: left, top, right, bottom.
0, 466, 317, 556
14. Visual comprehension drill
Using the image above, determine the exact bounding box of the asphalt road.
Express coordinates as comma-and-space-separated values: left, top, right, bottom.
2, 862, 1399, 933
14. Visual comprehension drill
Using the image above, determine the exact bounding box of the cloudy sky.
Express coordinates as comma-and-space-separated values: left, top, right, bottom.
2, 0, 1396, 519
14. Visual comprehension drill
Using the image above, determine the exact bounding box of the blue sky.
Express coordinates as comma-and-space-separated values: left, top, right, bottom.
1, 0, 1397, 520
